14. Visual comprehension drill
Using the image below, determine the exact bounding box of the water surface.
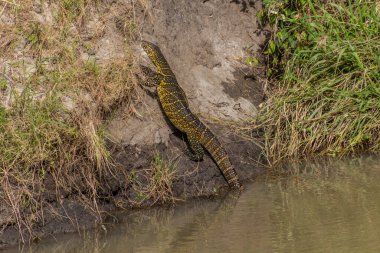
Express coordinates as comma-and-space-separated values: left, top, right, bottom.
7, 156, 380, 253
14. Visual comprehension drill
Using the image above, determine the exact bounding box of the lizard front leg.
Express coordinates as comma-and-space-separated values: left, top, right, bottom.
141, 65, 163, 87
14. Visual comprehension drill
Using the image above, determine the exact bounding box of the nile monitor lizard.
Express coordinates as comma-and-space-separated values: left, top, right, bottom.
141, 40, 242, 190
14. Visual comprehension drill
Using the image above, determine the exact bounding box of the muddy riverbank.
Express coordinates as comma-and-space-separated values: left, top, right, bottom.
0, 0, 268, 248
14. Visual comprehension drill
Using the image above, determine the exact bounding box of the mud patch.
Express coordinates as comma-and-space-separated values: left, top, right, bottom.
221, 68, 265, 108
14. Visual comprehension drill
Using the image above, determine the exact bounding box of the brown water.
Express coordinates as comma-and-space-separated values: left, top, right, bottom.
6, 156, 380, 253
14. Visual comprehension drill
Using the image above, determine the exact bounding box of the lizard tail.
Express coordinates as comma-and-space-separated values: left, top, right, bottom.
199, 127, 243, 190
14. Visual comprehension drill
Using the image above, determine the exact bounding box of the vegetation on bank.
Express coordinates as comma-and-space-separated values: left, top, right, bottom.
0, 0, 145, 241
127, 152, 177, 207
256, 0, 380, 166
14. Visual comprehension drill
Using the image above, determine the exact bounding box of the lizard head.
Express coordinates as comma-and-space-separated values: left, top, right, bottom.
141, 40, 159, 58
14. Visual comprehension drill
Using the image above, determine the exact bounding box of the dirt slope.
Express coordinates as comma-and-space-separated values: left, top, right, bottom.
109, 0, 267, 197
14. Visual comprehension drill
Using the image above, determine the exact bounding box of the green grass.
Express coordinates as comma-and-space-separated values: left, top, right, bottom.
1, 90, 75, 166
0, 78, 7, 91
255, 0, 380, 165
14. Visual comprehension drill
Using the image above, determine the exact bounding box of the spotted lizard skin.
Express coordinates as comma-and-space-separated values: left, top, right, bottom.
141, 40, 242, 190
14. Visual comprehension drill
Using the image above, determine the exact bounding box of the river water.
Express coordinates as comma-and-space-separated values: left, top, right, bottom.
6, 156, 380, 253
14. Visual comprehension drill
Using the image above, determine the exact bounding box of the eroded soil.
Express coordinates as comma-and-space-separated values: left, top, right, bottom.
109, 0, 267, 195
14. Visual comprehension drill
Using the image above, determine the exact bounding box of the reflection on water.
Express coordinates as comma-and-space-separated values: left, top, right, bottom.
6, 156, 380, 253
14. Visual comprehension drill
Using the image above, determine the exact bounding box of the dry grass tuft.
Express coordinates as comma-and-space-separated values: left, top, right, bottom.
127, 152, 178, 207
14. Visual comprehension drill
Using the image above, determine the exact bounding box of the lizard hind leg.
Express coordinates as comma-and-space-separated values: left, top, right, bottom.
186, 134, 205, 161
